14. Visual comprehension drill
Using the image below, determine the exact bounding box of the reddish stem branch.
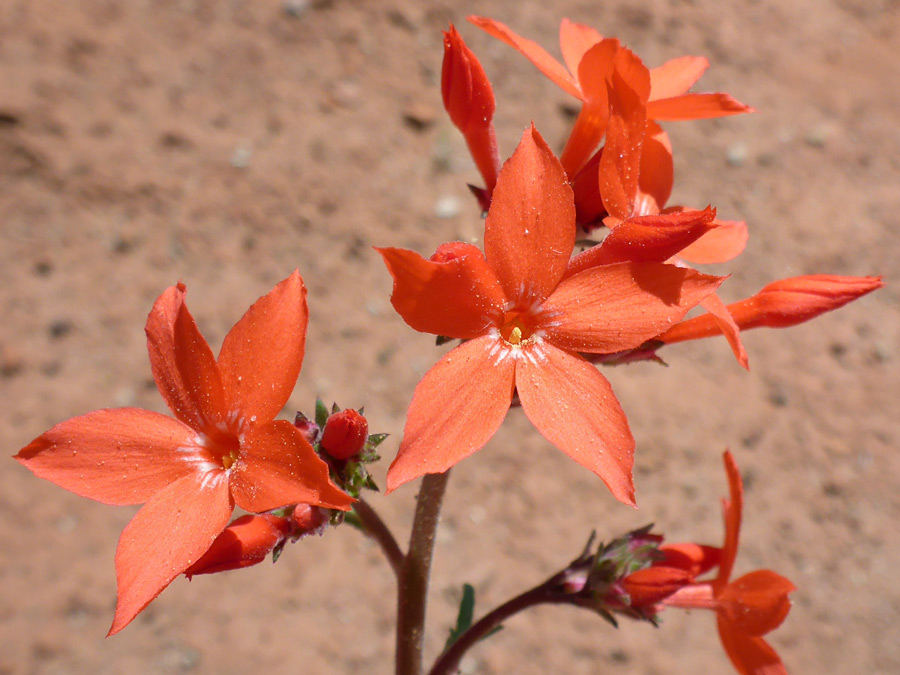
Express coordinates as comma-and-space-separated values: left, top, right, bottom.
428, 582, 572, 675
353, 498, 404, 579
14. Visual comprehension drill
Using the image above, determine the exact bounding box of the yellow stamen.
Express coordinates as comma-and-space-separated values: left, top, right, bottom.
509, 326, 523, 345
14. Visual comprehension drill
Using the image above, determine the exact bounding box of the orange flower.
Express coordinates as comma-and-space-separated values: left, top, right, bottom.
442, 24, 500, 209
378, 126, 723, 504
659, 275, 884, 345
469, 16, 753, 177
659, 452, 796, 674
15, 272, 353, 634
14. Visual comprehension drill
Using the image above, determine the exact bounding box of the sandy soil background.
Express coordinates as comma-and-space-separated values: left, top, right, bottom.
2, 1, 898, 673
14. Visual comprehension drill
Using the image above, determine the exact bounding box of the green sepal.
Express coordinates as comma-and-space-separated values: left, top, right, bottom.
314, 397, 329, 428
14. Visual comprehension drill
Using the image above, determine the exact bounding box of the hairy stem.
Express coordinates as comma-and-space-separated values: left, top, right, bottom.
396, 471, 451, 675
354, 498, 404, 579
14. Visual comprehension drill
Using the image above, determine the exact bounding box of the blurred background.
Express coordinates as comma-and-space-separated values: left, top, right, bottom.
2, 1, 898, 672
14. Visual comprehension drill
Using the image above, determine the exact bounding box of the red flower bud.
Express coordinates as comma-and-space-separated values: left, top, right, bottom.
291, 503, 329, 537
184, 514, 291, 579
320, 409, 368, 460
441, 23, 500, 196
659, 274, 883, 344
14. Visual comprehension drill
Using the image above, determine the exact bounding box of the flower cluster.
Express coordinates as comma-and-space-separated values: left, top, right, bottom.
16, 273, 355, 633
11, 12, 885, 675
382, 16, 880, 505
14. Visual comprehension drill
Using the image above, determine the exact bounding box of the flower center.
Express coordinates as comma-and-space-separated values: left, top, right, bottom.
499, 310, 540, 345
200, 426, 242, 471
221, 449, 240, 470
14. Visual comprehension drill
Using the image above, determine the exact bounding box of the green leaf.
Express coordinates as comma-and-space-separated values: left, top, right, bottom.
445, 583, 477, 649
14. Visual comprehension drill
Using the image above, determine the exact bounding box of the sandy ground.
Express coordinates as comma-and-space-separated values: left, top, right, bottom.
2, 1, 898, 673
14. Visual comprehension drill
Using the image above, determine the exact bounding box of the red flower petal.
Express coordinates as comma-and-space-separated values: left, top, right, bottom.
699, 293, 749, 370
515, 342, 635, 505
566, 207, 716, 273
647, 92, 755, 121
658, 542, 722, 577
146, 283, 211, 431
558, 17, 603, 77
542, 262, 724, 354
636, 121, 674, 214
677, 219, 749, 264
598, 50, 651, 221
468, 15, 582, 99
719, 570, 796, 636
230, 420, 353, 512
484, 126, 576, 306
377, 244, 505, 339
217, 271, 308, 426
109, 469, 233, 635
718, 450, 744, 589
717, 615, 788, 675
15, 408, 203, 506
172, 296, 227, 433
571, 148, 606, 228
559, 39, 618, 177
649, 55, 709, 100
386, 335, 516, 493
622, 566, 694, 606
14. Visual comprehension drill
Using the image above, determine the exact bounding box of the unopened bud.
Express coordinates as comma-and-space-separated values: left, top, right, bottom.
320, 409, 369, 460
291, 504, 329, 538
184, 514, 291, 579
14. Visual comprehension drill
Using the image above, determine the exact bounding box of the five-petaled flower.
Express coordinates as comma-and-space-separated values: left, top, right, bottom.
379, 125, 724, 504
469, 16, 753, 177
15, 271, 354, 634
624, 452, 795, 674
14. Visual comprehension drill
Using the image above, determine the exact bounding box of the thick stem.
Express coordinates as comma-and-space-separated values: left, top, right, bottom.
354, 498, 404, 579
396, 471, 451, 675
428, 582, 570, 675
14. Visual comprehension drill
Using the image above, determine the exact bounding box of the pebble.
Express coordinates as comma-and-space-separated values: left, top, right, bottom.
434, 194, 461, 219
726, 142, 748, 167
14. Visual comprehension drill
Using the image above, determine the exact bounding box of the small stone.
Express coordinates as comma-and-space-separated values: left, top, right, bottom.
726, 142, 748, 167
282, 0, 310, 17
230, 145, 252, 169
804, 123, 832, 148
402, 102, 436, 131
434, 194, 461, 219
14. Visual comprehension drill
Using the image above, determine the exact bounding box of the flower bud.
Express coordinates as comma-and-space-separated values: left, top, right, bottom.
659, 274, 884, 344
441, 23, 500, 196
320, 409, 369, 460
184, 514, 291, 579
291, 503, 329, 538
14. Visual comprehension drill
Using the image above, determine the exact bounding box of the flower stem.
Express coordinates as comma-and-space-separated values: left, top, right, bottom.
353, 498, 404, 579
428, 580, 570, 675
396, 471, 451, 675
